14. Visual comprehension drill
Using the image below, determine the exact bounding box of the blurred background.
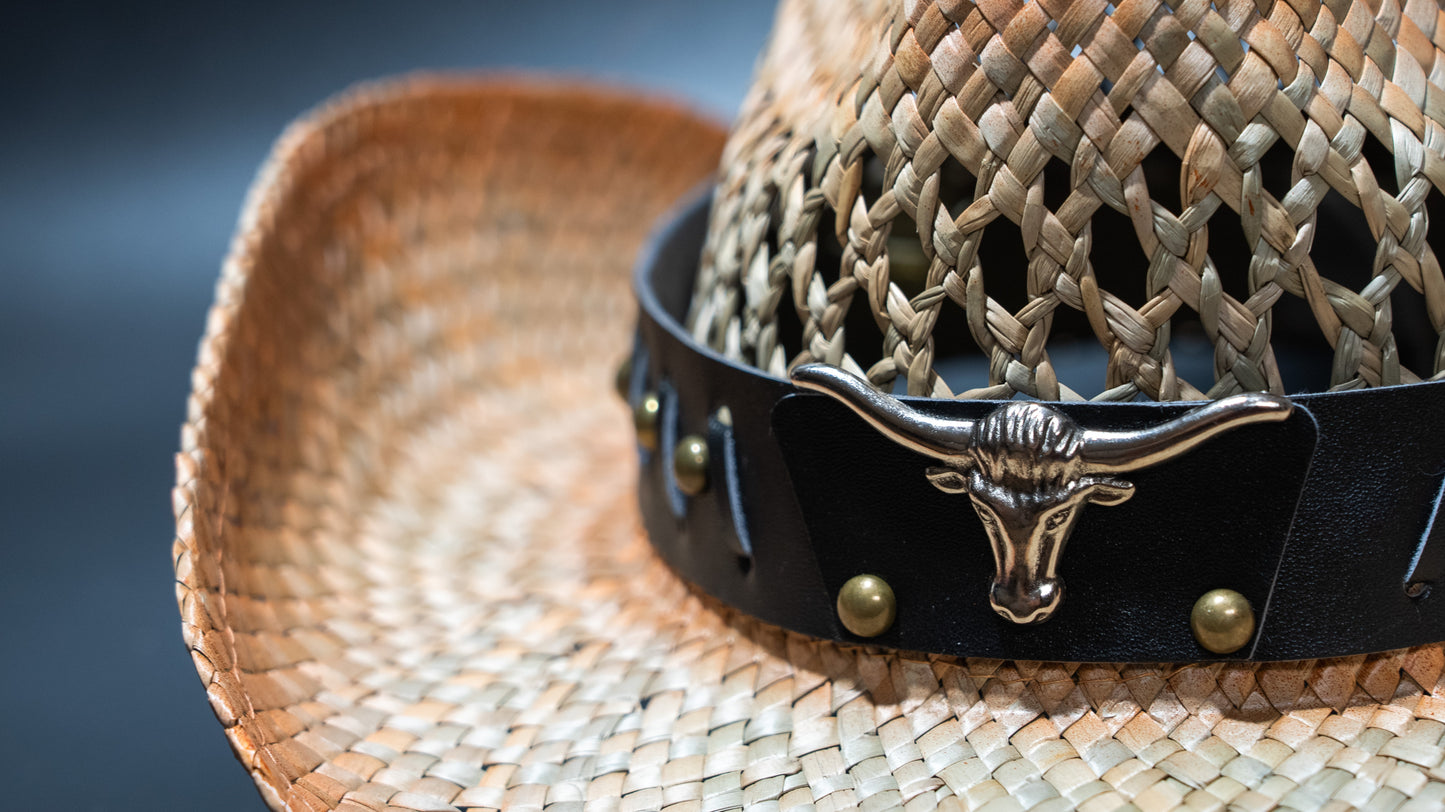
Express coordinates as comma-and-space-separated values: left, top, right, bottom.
0, 2, 774, 807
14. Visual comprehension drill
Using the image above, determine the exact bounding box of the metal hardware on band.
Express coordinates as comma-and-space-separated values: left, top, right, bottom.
632, 190, 1445, 663
792, 364, 1293, 624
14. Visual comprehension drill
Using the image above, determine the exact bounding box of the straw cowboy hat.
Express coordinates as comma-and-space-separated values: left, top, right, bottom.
175, 0, 1445, 809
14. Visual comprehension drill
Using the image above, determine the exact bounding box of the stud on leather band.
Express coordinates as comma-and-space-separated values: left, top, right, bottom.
631, 192, 1445, 663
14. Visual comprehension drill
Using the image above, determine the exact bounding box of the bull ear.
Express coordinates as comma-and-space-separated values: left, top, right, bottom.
926, 466, 970, 494
1081, 478, 1134, 506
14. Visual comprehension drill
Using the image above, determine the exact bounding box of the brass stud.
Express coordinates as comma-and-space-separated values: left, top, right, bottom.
1190, 588, 1255, 655
673, 434, 709, 495
633, 392, 661, 450
837, 574, 896, 638
615, 357, 633, 400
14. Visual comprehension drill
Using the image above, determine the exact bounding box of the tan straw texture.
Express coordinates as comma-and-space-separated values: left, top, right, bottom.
177, 79, 1445, 812
689, 0, 1445, 401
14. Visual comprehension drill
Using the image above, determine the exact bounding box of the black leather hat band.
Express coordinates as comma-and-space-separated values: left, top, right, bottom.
629, 191, 1445, 663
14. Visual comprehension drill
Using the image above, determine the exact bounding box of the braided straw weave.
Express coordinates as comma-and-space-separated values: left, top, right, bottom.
690, 0, 1445, 400
177, 80, 1445, 811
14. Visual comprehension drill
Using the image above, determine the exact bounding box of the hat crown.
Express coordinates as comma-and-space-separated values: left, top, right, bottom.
689, 0, 1445, 401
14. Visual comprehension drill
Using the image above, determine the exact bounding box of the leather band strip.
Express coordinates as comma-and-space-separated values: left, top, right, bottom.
631, 192, 1445, 662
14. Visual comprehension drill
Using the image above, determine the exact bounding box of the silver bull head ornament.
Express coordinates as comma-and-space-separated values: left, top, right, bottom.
791, 365, 1294, 624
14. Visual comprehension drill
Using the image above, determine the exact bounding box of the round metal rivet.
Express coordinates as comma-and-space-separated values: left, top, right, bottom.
633, 392, 660, 450
1190, 588, 1255, 655
837, 574, 896, 638
615, 357, 633, 400
673, 434, 709, 495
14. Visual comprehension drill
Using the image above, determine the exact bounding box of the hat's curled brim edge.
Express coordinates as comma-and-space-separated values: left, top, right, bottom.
175, 76, 1445, 812
173, 76, 730, 810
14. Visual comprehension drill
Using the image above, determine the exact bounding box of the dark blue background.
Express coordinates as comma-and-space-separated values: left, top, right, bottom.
0, 3, 773, 807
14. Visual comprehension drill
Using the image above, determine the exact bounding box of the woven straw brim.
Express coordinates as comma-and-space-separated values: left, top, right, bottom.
178, 79, 1445, 812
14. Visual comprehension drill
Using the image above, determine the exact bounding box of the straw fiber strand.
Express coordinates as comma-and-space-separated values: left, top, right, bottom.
690, 0, 1445, 401
177, 82, 1445, 811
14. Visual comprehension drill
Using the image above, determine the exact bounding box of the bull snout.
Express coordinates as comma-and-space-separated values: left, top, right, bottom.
989, 577, 1062, 624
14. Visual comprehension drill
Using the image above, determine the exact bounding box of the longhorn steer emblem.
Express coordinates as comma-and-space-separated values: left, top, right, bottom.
790, 365, 1293, 624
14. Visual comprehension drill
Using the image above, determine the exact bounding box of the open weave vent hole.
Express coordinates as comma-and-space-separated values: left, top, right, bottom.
688, 0, 1445, 401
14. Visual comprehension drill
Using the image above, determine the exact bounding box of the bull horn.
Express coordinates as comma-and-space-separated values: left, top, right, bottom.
790, 364, 975, 461
1080, 392, 1293, 473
